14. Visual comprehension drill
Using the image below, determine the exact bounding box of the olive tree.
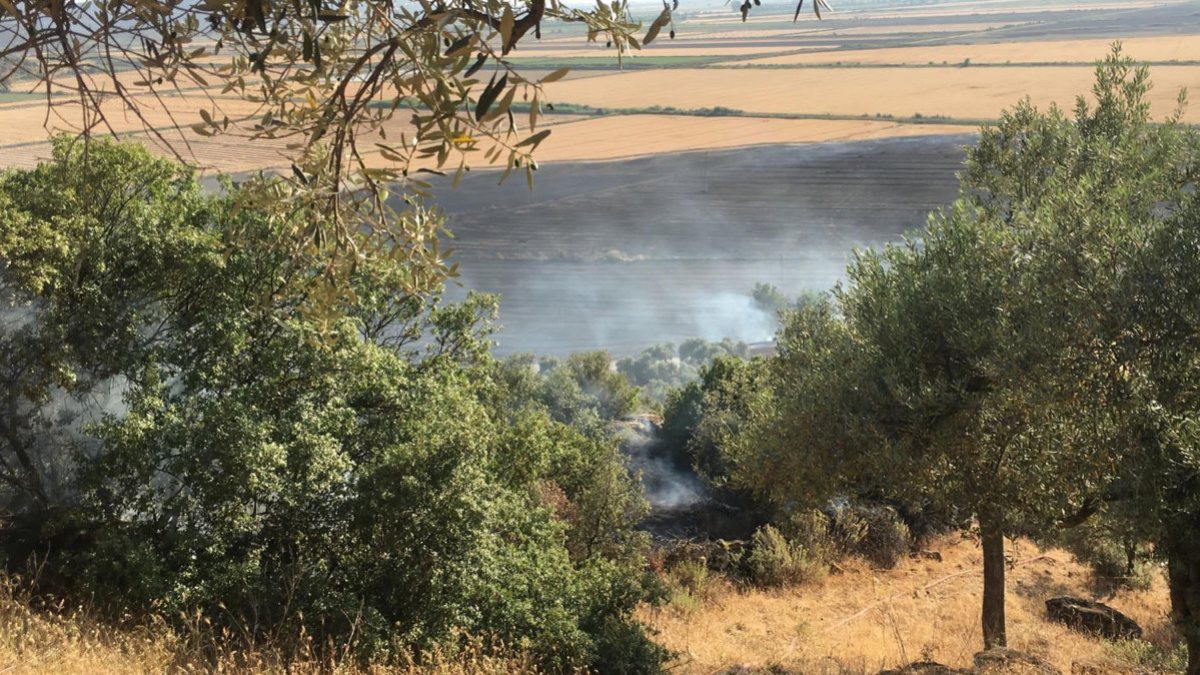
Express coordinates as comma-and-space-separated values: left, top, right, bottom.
1096, 161, 1200, 674
726, 49, 1197, 652
963, 50, 1200, 665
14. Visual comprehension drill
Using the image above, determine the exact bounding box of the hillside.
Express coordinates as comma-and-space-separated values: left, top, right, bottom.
0, 534, 1180, 674
641, 534, 1181, 674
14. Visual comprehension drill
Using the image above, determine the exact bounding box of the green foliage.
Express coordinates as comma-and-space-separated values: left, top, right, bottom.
0, 138, 666, 673
1041, 501, 1154, 591
718, 47, 1200, 652
711, 296, 854, 506
656, 354, 770, 489
1106, 639, 1188, 674
734, 47, 1198, 529
745, 524, 827, 588
687, 356, 770, 486
0, 138, 217, 510
616, 337, 749, 404
496, 351, 639, 436
751, 283, 790, 317
827, 504, 913, 570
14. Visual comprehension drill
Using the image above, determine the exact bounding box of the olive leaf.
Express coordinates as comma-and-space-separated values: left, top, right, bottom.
643, 7, 671, 45
474, 72, 508, 121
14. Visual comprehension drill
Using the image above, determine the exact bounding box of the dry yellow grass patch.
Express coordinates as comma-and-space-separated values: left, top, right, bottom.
737, 34, 1200, 66
0, 93, 271, 145
640, 535, 1176, 674
640, 28, 830, 40
0, 578, 538, 675
545, 66, 1200, 121
513, 44, 818, 58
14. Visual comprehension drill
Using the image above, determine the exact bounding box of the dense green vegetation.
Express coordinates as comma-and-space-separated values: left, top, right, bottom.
699, 49, 1200, 670
0, 139, 667, 673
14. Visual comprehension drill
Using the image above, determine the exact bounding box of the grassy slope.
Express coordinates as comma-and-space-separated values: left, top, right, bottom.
0, 577, 536, 675
1, 534, 1184, 674
641, 534, 1184, 674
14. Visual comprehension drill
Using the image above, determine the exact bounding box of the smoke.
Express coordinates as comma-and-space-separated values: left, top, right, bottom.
616, 415, 709, 510
1, 304, 132, 507
447, 258, 848, 356
435, 136, 969, 356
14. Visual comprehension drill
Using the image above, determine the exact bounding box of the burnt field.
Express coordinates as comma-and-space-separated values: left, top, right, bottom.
429, 134, 973, 355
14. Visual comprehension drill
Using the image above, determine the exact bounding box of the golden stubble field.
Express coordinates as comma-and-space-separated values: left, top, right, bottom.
1, 0, 1197, 173
847, 0, 1172, 20
543, 65, 1200, 122
505, 115, 971, 162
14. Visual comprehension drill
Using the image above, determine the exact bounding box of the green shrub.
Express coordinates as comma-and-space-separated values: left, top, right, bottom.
0, 139, 667, 674
780, 508, 834, 555
746, 524, 827, 587
1062, 535, 1154, 591
1106, 638, 1188, 673
829, 505, 912, 569
670, 558, 710, 596
660, 553, 712, 618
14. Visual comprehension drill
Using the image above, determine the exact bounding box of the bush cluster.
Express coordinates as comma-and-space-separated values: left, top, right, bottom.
0, 140, 667, 673
745, 524, 828, 587
827, 504, 913, 569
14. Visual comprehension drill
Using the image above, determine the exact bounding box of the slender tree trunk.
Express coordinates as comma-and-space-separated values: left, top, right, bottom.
1167, 527, 1200, 675
980, 516, 1007, 650
1124, 538, 1137, 577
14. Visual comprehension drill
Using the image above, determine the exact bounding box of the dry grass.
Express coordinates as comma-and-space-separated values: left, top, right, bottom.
736, 34, 1200, 66
674, 0, 1167, 27
0, 577, 539, 675
793, 22, 1037, 37
0, 534, 1180, 674
639, 534, 1178, 674
544, 66, 1200, 122
512, 44, 817, 58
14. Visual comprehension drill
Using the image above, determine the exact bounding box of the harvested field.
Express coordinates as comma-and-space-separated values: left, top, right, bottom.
0, 111, 966, 173
791, 21, 1038, 36
736, 34, 1200, 66
509, 44, 821, 59
451, 115, 971, 164
0, 109, 602, 172
0, 93, 270, 143
545, 65, 1200, 122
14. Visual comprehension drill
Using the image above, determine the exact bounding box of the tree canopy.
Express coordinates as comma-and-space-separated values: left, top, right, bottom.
0, 138, 667, 671
718, 48, 1200, 664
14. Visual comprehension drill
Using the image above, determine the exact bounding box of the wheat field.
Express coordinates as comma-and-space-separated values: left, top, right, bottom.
543, 65, 1200, 122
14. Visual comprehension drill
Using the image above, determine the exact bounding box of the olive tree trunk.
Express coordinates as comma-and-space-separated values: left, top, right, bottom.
1167, 528, 1200, 675
980, 517, 1007, 650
